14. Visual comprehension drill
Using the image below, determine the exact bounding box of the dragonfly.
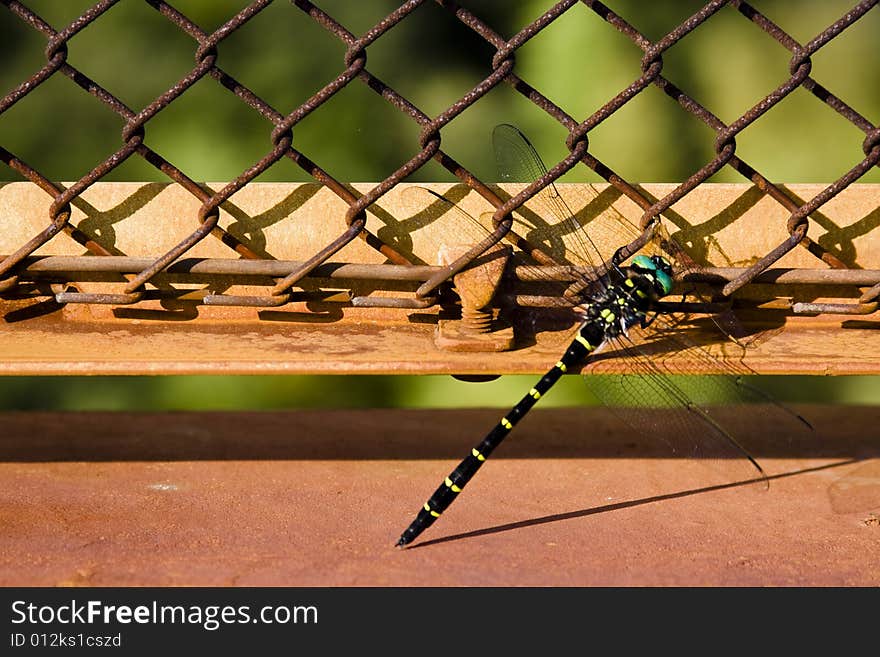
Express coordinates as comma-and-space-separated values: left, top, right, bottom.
395, 124, 813, 548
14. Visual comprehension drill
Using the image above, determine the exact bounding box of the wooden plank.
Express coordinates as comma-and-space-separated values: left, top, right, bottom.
0, 407, 876, 586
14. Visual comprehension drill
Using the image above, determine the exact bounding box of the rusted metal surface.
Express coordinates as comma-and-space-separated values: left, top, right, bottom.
2, 181, 877, 282
0, 407, 876, 586
0, 308, 877, 376
1, 182, 878, 374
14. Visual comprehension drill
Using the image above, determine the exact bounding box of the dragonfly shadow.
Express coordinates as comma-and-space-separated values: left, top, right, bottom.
409, 459, 861, 549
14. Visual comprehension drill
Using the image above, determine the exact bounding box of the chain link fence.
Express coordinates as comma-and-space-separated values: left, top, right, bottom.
1, 0, 878, 321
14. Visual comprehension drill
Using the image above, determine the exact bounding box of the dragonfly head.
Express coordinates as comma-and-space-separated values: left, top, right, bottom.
631, 254, 675, 297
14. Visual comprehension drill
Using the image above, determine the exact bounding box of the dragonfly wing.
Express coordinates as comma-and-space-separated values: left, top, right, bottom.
584, 311, 818, 485
583, 338, 770, 498
493, 124, 617, 275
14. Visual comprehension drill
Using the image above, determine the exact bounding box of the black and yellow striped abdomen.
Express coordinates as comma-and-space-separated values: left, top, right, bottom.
395, 322, 603, 547
395, 265, 665, 547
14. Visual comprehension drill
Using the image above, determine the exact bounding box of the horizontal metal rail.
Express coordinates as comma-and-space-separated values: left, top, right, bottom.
6, 255, 879, 312
7, 255, 880, 287
0, 181, 877, 374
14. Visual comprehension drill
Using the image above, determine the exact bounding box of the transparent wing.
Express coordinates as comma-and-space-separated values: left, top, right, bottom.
583, 316, 816, 490
492, 123, 699, 304
493, 123, 767, 344
401, 186, 500, 256
493, 123, 627, 275
493, 124, 699, 273
402, 185, 570, 285
490, 124, 819, 488
495, 122, 788, 333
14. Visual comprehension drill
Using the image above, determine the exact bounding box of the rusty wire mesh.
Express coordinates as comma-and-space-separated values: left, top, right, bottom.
1, 0, 878, 317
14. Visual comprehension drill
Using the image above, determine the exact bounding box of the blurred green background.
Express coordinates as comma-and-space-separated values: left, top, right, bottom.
1, 0, 878, 411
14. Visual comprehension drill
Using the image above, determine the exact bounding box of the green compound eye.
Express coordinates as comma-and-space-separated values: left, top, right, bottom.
631, 254, 654, 270
654, 267, 674, 296
632, 255, 674, 296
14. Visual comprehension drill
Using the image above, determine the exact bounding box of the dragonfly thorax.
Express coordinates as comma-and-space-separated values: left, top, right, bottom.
575, 265, 666, 344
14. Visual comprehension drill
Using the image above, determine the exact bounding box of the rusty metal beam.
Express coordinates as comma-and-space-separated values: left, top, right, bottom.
1, 182, 878, 375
